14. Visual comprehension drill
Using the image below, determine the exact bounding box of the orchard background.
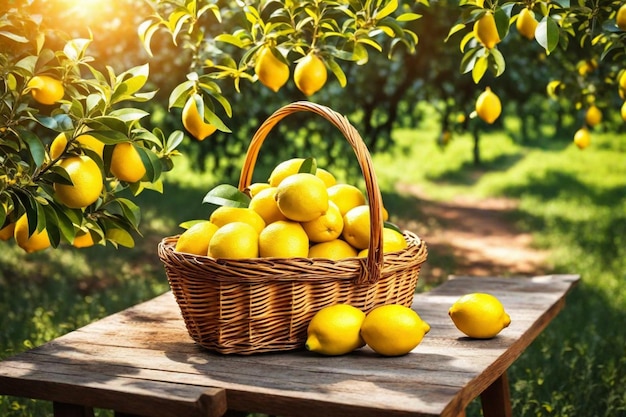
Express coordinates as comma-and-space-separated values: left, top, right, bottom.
1, 0, 626, 416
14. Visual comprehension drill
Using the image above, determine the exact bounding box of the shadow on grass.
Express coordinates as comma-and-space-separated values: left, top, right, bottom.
425, 151, 525, 187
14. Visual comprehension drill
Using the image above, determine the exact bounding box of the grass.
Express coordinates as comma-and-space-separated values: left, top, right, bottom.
1, 117, 625, 416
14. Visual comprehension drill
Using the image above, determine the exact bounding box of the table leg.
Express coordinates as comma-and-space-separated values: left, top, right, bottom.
53, 402, 94, 417
480, 371, 513, 417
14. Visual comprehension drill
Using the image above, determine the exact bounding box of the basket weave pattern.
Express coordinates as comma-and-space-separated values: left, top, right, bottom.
158, 101, 428, 354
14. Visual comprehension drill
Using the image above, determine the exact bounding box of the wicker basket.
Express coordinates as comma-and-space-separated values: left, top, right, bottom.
158, 101, 428, 354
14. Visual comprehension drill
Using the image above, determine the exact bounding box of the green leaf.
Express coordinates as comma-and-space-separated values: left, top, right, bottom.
376, 0, 398, 20
536, 16, 560, 54
493, 7, 510, 41
137, 20, 160, 57
18, 129, 46, 167
215, 33, 247, 48
168, 81, 195, 109
327, 58, 347, 88
445, 23, 467, 42
384, 221, 402, 233
109, 108, 150, 123
489, 48, 506, 77
135, 146, 162, 183
105, 226, 135, 248
298, 157, 317, 174
202, 184, 250, 208
166, 130, 185, 153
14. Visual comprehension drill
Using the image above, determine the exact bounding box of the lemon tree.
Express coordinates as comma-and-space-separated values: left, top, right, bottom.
0, 6, 183, 252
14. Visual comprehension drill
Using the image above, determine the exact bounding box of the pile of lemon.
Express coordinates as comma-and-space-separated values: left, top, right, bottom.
174, 158, 408, 260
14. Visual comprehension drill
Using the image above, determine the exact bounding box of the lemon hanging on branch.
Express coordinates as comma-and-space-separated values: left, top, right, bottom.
294, 53, 328, 96
182, 94, 217, 141
27, 75, 64, 105
574, 127, 591, 149
585, 105, 602, 127
255, 46, 290, 93
475, 86, 502, 124
473, 11, 501, 50
516, 7, 538, 40
53, 155, 103, 209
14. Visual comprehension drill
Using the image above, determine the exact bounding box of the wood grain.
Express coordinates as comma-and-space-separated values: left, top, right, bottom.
0, 274, 579, 417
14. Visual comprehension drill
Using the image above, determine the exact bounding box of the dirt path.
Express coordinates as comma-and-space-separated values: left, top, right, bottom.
396, 184, 551, 284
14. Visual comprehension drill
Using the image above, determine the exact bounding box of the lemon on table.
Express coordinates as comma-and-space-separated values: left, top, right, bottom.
249, 187, 288, 225
259, 220, 309, 258
448, 293, 511, 339
308, 239, 358, 260
301, 201, 343, 243
210, 206, 266, 234
208, 222, 259, 259
175, 221, 219, 256
327, 183, 366, 217
275, 173, 328, 222
305, 304, 366, 356
361, 304, 430, 356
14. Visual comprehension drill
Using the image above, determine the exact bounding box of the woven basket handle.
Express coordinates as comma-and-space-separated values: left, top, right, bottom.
238, 101, 384, 286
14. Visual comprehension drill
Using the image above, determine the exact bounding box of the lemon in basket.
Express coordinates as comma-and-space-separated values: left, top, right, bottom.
301, 201, 343, 243
275, 173, 328, 222
328, 184, 366, 217
210, 206, 266, 234
361, 304, 430, 356
342, 205, 372, 250
448, 293, 511, 339
259, 220, 309, 258
249, 187, 288, 225
175, 221, 219, 256
268, 158, 306, 187
305, 304, 366, 356
208, 222, 259, 259
308, 239, 357, 260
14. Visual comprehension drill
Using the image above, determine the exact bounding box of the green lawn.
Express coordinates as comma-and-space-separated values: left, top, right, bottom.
1, 120, 625, 416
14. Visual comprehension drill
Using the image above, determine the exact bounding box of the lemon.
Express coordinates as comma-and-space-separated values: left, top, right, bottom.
294, 53, 327, 96
302, 201, 343, 243
516, 7, 538, 40
619, 71, 626, 91
585, 105, 602, 127
327, 184, 367, 217
361, 304, 430, 356
268, 158, 305, 187
246, 182, 271, 198
621, 101, 626, 122
14, 214, 51, 253
76, 134, 105, 157
182, 95, 217, 141
255, 46, 290, 92
209, 206, 266, 234
449, 293, 511, 339
175, 221, 219, 256
315, 168, 336, 187
249, 187, 288, 225
342, 205, 372, 250
473, 12, 500, 50
476, 86, 502, 124
208, 222, 259, 259
0, 222, 15, 241
72, 230, 95, 248
357, 228, 407, 257
50, 133, 105, 161
53, 155, 103, 208
50, 132, 69, 160
574, 127, 591, 149
305, 304, 366, 356
308, 239, 358, 260
617, 4, 626, 31
27, 75, 64, 105
259, 220, 309, 258
275, 173, 329, 222
110, 142, 147, 183
546, 80, 562, 99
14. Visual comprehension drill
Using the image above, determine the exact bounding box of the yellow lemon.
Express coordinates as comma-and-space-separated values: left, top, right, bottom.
546, 80, 562, 99
302, 201, 343, 243
315, 168, 336, 187
327, 183, 367, 217
249, 187, 287, 225
476, 86, 502, 124
617, 4, 626, 31
268, 158, 305, 187
208, 222, 259, 259
621, 101, 626, 122
275, 173, 329, 222
209, 206, 266, 234
308, 239, 358, 260
342, 205, 372, 250
182, 96, 217, 141
619, 71, 626, 91
259, 220, 309, 258
14, 214, 51, 253
72, 230, 95, 248
53, 155, 103, 208
27, 75, 64, 105
50, 132, 69, 160
110, 142, 147, 183
175, 221, 220, 256
246, 182, 271, 198
0, 222, 15, 241
357, 228, 407, 257
305, 304, 366, 356
361, 304, 430, 356
473, 12, 500, 49
449, 293, 511, 339
585, 105, 602, 127
516, 7, 538, 40
294, 53, 327, 96
76, 134, 105, 157
255, 46, 290, 92
574, 127, 591, 149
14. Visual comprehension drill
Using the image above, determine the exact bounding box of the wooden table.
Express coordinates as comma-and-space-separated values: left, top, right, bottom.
0, 274, 579, 417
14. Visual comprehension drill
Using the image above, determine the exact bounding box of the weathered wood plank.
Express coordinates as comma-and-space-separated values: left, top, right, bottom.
0, 274, 579, 417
